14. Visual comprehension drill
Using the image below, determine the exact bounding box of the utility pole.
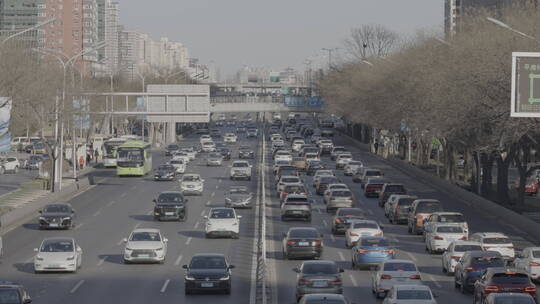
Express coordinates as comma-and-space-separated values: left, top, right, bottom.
321, 48, 339, 70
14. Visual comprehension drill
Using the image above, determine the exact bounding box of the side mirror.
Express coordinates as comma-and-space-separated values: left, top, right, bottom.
185, 199, 189, 203
237, 215, 243, 219
229, 265, 236, 269
339, 268, 345, 273
293, 267, 301, 273
38, 210, 42, 214
23, 299, 32, 304
432, 292, 439, 298
163, 238, 168, 243
152, 199, 157, 203
122, 238, 128, 243
76, 246, 82, 252
33, 248, 38, 252
182, 265, 188, 269
71, 210, 75, 214
203, 216, 208, 219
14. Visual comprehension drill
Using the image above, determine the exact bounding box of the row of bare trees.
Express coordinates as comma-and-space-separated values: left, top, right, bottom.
320, 5, 540, 207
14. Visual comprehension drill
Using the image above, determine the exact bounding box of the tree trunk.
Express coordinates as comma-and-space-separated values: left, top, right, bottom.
495, 146, 514, 204
481, 153, 494, 198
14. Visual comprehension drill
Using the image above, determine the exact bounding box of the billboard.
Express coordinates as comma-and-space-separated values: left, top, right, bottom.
0, 97, 12, 152
284, 96, 325, 107
511, 52, 540, 117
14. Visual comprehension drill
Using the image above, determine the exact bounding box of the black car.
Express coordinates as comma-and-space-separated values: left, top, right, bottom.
219, 147, 231, 160
238, 146, 255, 159
153, 191, 188, 221
39, 203, 75, 229
0, 281, 32, 304
154, 164, 176, 181
165, 144, 180, 156
210, 129, 222, 139
283, 227, 324, 260
247, 128, 258, 138
306, 160, 325, 176
183, 254, 235, 294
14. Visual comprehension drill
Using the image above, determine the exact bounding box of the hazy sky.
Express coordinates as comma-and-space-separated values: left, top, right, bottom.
116, 0, 443, 76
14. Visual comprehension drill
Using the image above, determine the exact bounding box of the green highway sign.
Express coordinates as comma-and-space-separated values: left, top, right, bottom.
512, 52, 540, 117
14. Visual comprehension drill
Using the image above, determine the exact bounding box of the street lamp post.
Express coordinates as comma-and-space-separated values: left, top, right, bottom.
321, 48, 339, 70
486, 17, 540, 44
1, 18, 56, 46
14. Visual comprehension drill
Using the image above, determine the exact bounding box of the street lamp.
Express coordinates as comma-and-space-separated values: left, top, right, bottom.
1, 18, 56, 45
321, 47, 340, 70
486, 17, 540, 44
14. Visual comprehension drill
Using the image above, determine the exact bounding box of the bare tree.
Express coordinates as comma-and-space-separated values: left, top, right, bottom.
344, 24, 398, 60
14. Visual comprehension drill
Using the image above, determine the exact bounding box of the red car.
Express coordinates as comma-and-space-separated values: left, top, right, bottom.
364, 178, 389, 198
514, 181, 539, 196
473, 268, 537, 304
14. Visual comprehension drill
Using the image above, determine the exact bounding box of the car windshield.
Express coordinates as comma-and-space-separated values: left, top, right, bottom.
230, 187, 249, 195
158, 165, 174, 170
386, 185, 405, 192
492, 273, 530, 284
203, 142, 214, 146
209, 153, 222, 158
333, 148, 345, 152
532, 250, 540, 258
118, 148, 143, 161
338, 154, 352, 159
320, 177, 339, 183
210, 209, 235, 219
455, 245, 483, 252
361, 238, 390, 247
157, 193, 183, 202
0, 289, 21, 304
366, 170, 381, 176
436, 226, 463, 233
397, 198, 415, 206
332, 190, 352, 197
285, 185, 306, 193
44, 205, 70, 213
352, 222, 379, 229
471, 256, 505, 267
416, 202, 443, 213
190, 256, 226, 269
40, 240, 74, 252
282, 177, 300, 183
302, 263, 338, 275
233, 162, 249, 168
440, 214, 465, 223
130, 232, 161, 242
289, 229, 319, 238
167, 145, 179, 150
494, 296, 536, 304
170, 160, 183, 164
383, 262, 417, 272
183, 176, 200, 182
396, 290, 432, 300
483, 237, 511, 244
338, 209, 364, 216
368, 178, 386, 184
348, 161, 362, 166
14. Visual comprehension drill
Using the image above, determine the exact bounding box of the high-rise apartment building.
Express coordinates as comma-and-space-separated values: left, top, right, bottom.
97, 0, 118, 73
0, 0, 41, 47
82, 0, 98, 62
42, 0, 83, 60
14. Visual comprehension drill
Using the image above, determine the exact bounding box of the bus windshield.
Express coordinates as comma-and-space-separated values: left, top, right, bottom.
118, 148, 144, 162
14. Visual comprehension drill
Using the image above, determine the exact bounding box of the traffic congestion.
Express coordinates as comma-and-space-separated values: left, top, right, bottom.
0, 111, 539, 304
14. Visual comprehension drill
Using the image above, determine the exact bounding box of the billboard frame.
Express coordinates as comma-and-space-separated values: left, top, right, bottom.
511, 52, 540, 117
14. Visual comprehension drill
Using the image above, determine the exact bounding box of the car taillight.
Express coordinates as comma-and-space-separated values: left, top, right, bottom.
530, 262, 540, 267
459, 236, 468, 240
385, 249, 395, 254
451, 256, 461, 260
312, 241, 322, 246
335, 218, 343, 223
506, 246, 514, 249
380, 274, 392, 280
287, 241, 296, 245
349, 232, 359, 236
484, 285, 499, 293
525, 286, 537, 293
329, 279, 342, 284
433, 236, 444, 240
409, 274, 421, 280
464, 267, 476, 271
374, 232, 383, 237
357, 249, 368, 254
298, 279, 310, 285
330, 198, 335, 201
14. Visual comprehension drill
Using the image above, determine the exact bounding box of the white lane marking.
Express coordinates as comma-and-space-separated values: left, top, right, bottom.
74, 223, 84, 230
391, 237, 400, 243
200, 210, 205, 216
131, 185, 137, 190
70, 280, 85, 294
215, 185, 219, 189
194, 221, 200, 229
160, 279, 170, 293
120, 192, 127, 197
211, 192, 215, 197
97, 256, 106, 266
134, 223, 141, 230
428, 275, 442, 288
174, 255, 183, 266
185, 237, 192, 245
330, 234, 336, 242
322, 219, 328, 227
147, 210, 153, 215
92, 210, 101, 217
405, 252, 418, 262
219, 179, 222, 183
106, 200, 116, 207
317, 208, 322, 214
349, 274, 358, 287
25, 256, 34, 263
367, 209, 374, 216
338, 251, 345, 261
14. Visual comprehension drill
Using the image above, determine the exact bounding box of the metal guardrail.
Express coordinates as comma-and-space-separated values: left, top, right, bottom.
254, 118, 268, 304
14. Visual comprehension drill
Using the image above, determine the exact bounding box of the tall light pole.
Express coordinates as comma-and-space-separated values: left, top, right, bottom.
1, 18, 56, 45
486, 17, 540, 44
321, 48, 339, 70
135, 69, 146, 142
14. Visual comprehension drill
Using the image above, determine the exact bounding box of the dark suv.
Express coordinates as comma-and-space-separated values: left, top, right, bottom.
454, 251, 505, 294
38, 203, 75, 230
0, 281, 32, 304
473, 268, 537, 303
153, 191, 188, 221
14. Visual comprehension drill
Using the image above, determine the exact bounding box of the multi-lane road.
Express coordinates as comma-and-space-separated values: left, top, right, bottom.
0, 113, 538, 304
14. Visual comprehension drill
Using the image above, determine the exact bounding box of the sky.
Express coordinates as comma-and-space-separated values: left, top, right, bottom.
116, 0, 444, 77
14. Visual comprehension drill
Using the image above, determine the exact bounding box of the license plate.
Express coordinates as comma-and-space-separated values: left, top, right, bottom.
201, 282, 214, 288
395, 278, 406, 281
375, 190, 381, 193
49, 223, 59, 227
165, 212, 174, 216
49, 264, 61, 268
313, 281, 328, 287
298, 241, 309, 246
138, 254, 149, 258
292, 211, 303, 214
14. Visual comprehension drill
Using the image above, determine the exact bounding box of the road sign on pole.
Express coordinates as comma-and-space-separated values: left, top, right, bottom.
511, 52, 540, 117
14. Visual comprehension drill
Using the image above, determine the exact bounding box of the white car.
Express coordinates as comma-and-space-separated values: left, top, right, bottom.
181, 147, 197, 160
323, 183, 349, 198
276, 175, 303, 193
344, 161, 363, 176
424, 223, 468, 253
200, 135, 212, 144
34, 237, 82, 273
201, 141, 216, 152
205, 207, 242, 239
304, 152, 320, 162
335, 153, 353, 169
274, 150, 293, 163
469, 232, 515, 260
441, 241, 482, 274
382, 284, 438, 304
270, 133, 283, 142
123, 228, 168, 264
0, 157, 20, 174
371, 260, 422, 299
292, 139, 305, 152
423, 212, 468, 235
172, 151, 190, 164
345, 219, 384, 248
169, 159, 186, 174
230, 160, 252, 180
180, 174, 204, 195
312, 170, 335, 187
514, 246, 540, 281
223, 133, 237, 143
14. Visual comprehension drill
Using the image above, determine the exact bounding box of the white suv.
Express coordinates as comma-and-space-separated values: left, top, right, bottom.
223, 133, 237, 143
230, 161, 252, 181
205, 207, 242, 239
0, 157, 20, 174
180, 174, 205, 195
469, 232, 515, 260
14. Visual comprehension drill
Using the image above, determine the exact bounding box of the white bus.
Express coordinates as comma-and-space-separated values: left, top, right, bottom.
103, 138, 127, 168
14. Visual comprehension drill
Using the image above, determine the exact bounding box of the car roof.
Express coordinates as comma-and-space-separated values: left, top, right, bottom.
132, 228, 161, 233
382, 259, 416, 265
432, 211, 463, 215
286, 194, 308, 199
450, 240, 481, 246
159, 191, 182, 195
466, 250, 502, 257
183, 173, 200, 177
473, 232, 509, 238
192, 253, 225, 258
289, 227, 318, 232
432, 222, 465, 228
211, 207, 235, 211
485, 267, 527, 275
45, 203, 71, 207
348, 219, 377, 225
302, 260, 337, 266
394, 284, 432, 291
301, 294, 346, 300
0, 281, 23, 288
41, 237, 75, 242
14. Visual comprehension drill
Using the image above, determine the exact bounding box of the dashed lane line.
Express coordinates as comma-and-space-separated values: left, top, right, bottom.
106, 200, 116, 207
404, 252, 418, 262
338, 251, 345, 261
97, 256, 106, 266
428, 275, 442, 288
92, 210, 101, 217
200, 210, 205, 216
185, 237, 192, 245
367, 209, 374, 216
120, 192, 127, 197
349, 274, 358, 287
322, 219, 328, 227
194, 221, 200, 229
330, 234, 336, 242
70, 280, 85, 294
160, 279, 170, 293
174, 255, 183, 266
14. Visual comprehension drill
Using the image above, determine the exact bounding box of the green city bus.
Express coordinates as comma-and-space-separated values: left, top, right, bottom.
116, 141, 152, 176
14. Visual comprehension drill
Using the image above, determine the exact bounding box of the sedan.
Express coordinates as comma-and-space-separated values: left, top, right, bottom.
180, 174, 204, 195
225, 186, 253, 208
154, 164, 176, 181
425, 223, 468, 254
331, 208, 366, 235
283, 227, 324, 260
298, 294, 350, 304
441, 241, 482, 274
205, 208, 242, 239
123, 228, 168, 264
352, 237, 395, 270
34, 237, 82, 273
345, 220, 384, 248
206, 152, 223, 166
514, 246, 540, 282
324, 189, 355, 213
383, 285, 438, 304
343, 161, 363, 176
294, 261, 344, 302
38, 203, 75, 230
371, 260, 422, 298
484, 293, 536, 304
239, 145, 255, 159
183, 253, 234, 294
473, 268, 537, 303
169, 159, 186, 173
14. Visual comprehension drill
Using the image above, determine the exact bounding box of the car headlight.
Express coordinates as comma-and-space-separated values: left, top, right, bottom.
66, 255, 75, 261
62, 217, 72, 221
155, 247, 163, 251
185, 275, 196, 281
36, 255, 44, 261
39, 216, 45, 220
125, 247, 133, 251
225, 198, 231, 202
220, 275, 230, 281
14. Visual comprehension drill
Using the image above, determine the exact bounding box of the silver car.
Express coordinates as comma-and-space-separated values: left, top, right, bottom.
382, 284, 438, 304
225, 186, 253, 208
371, 259, 422, 298
123, 228, 168, 264
294, 260, 344, 302
34, 237, 82, 273
206, 152, 223, 166
180, 174, 205, 195
324, 189, 355, 213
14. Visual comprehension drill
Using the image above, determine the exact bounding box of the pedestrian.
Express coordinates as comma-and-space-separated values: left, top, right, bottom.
79, 155, 85, 170
94, 148, 99, 163
374, 139, 379, 154
86, 152, 91, 165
